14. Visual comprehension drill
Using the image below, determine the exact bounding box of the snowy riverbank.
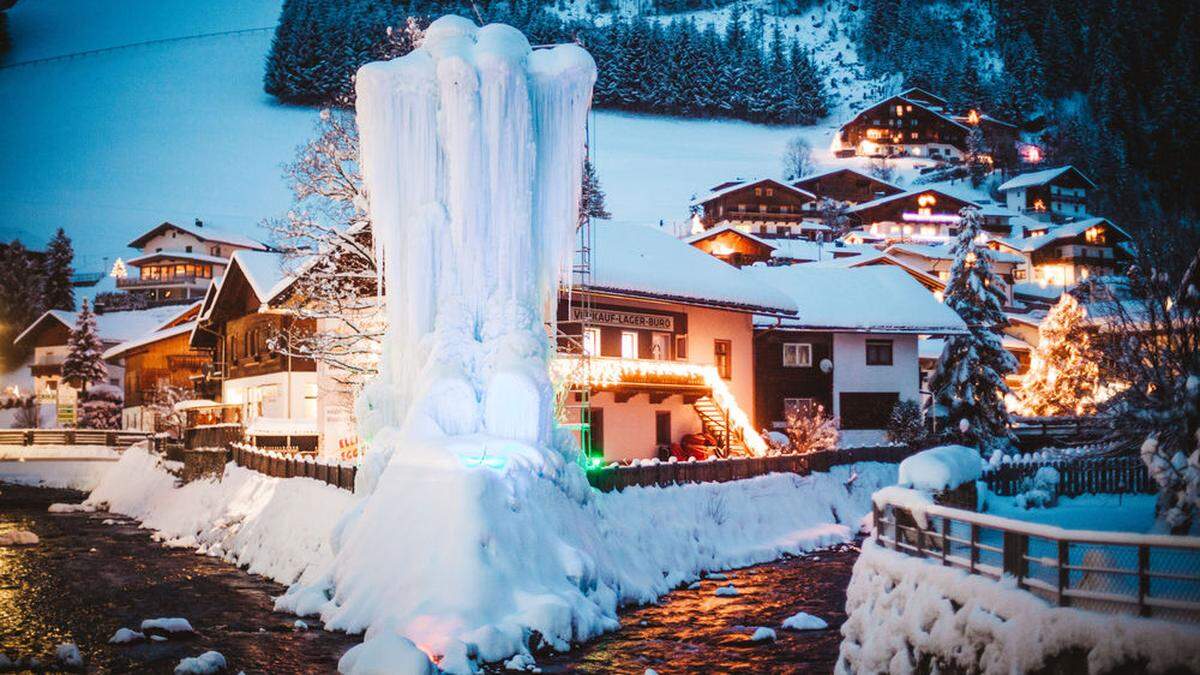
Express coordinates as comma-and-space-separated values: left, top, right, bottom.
81, 446, 895, 670
0, 445, 122, 491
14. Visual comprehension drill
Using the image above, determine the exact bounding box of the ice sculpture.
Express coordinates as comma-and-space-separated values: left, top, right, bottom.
275, 17, 614, 674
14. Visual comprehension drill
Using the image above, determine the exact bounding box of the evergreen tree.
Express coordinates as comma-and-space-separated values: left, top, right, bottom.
77, 384, 123, 430
0, 241, 45, 368
965, 125, 989, 187
929, 207, 1017, 453
1018, 293, 1099, 416
579, 158, 611, 226
61, 299, 108, 390
42, 228, 75, 312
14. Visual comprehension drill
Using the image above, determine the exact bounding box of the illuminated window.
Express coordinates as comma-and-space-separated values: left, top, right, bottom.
582, 328, 600, 356
714, 340, 732, 379
896, 105, 904, 116
620, 331, 638, 359
766, 188, 774, 196
755, 187, 762, 196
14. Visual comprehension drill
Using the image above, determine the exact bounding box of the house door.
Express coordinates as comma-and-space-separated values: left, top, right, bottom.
655, 411, 671, 446
651, 332, 670, 360
589, 408, 604, 460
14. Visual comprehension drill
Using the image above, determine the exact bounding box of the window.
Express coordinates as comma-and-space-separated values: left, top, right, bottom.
765, 188, 774, 197
582, 327, 600, 356
759, 203, 768, 213
754, 187, 762, 196
714, 340, 732, 379
651, 332, 670, 360
865, 339, 893, 366
620, 331, 638, 359
674, 334, 688, 360
782, 343, 812, 367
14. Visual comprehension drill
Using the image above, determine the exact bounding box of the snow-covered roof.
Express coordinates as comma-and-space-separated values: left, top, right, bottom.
792, 167, 905, 194
885, 243, 1025, 265
844, 92, 970, 134
997, 165, 1096, 192
101, 321, 197, 360
684, 224, 777, 249
846, 187, 980, 214
1013, 281, 1068, 301
232, 250, 291, 303
691, 178, 816, 206
15, 304, 186, 347
590, 223, 797, 315
745, 265, 966, 334
127, 220, 268, 251
896, 87, 948, 105
126, 250, 231, 267
1010, 218, 1128, 253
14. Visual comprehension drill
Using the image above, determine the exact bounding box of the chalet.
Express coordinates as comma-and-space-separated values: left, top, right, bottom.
884, 242, 1023, 305
847, 188, 980, 241
745, 265, 966, 446
837, 88, 1016, 161
189, 250, 319, 451
118, 219, 269, 306
691, 178, 826, 239
555, 223, 796, 463
100, 302, 207, 431
792, 167, 905, 205
997, 166, 1095, 222
13, 305, 183, 426
684, 225, 777, 267
998, 217, 1130, 290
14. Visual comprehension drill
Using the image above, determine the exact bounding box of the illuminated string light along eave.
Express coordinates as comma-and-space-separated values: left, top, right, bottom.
549, 356, 767, 456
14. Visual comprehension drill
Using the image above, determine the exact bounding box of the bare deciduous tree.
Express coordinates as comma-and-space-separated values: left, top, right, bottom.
782, 136, 814, 181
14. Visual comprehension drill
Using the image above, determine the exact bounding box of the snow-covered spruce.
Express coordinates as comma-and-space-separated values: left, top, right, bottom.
836, 541, 1200, 674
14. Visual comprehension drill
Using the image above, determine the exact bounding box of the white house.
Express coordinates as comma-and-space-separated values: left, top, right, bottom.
997, 165, 1095, 222
745, 265, 967, 446
119, 219, 269, 306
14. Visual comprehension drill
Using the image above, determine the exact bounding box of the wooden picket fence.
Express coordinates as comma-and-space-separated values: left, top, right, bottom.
873, 495, 1200, 623
981, 456, 1152, 496
0, 428, 155, 450
230, 443, 357, 491
585, 445, 914, 492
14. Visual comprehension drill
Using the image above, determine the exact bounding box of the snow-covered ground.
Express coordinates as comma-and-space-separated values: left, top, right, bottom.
82, 445, 896, 670
983, 491, 1162, 534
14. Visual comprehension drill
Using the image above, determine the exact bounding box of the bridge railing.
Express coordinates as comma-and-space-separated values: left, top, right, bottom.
0, 428, 155, 450
872, 494, 1200, 624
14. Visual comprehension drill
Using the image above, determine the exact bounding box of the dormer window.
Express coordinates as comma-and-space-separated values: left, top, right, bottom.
185, 245, 193, 252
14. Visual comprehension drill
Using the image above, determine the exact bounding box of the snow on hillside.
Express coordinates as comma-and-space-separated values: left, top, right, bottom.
0, 0, 900, 257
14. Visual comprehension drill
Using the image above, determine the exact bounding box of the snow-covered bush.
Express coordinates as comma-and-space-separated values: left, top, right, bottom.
778, 402, 839, 454
886, 399, 926, 447
1013, 465, 1059, 509
77, 384, 122, 430
897, 445, 982, 492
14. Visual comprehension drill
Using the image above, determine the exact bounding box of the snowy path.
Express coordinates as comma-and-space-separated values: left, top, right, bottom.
0, 483, 359, 672
517, 543, 860, 674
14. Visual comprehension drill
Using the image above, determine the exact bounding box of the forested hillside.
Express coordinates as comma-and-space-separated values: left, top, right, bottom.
264, 0, 830, 124
859, 0, 1199, 223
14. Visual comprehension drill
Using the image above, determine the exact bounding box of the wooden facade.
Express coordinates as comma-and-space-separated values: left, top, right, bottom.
792, 168, 905, 204
121, 330, 209, 407
849, 189, 977, 230
221, 312, 317, 381
753, 330, 834, 430
840, 95, 970, 158
695, 179, 818, 236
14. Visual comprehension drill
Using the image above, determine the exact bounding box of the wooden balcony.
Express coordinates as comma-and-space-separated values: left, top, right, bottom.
116, 275, 208, 289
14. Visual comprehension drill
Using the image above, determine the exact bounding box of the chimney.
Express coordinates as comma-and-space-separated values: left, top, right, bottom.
194, 218, 203, 228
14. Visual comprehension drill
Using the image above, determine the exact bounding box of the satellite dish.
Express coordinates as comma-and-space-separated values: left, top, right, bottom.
819, 358, 833, 373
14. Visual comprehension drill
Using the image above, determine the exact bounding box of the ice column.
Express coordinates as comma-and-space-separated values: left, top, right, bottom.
354, 17, 596, 473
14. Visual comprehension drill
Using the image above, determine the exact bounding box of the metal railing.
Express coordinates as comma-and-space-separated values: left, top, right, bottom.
230, 443, 356, 492
873, 496, 1200, 624
586, 445, 913, 492
0, 428, 154, 449
116, 275, 209, 288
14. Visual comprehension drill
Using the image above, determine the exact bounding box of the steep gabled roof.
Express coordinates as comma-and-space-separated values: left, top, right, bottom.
1010, 217, 1129, 252
14, 305, 185, 347
100, 321, 198, 361
127, 220, 269, 251
897, 87, 948, 106
846, 187, 981, 214
843, 93, 971, 135
791, 167, 906, 197
685, 224, 777, 250
885, 242, 1025, 265
691, 178, 817, 207
126, 250, 231, 267
997, 165, 1097, 192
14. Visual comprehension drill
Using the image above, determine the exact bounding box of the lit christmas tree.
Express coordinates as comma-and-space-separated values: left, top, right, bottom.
110, 257, 127, 278
1019, 293, 1099, 416
929, 207, 1017, 452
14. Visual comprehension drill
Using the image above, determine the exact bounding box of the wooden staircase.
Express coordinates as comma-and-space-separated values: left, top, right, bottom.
692, 396, 748, 457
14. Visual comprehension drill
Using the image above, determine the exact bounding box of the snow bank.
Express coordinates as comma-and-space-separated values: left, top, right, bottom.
86, 445, 357, 586
837, 541, 1200, 674
279, 462, 894, 671
897, 445, 982, 491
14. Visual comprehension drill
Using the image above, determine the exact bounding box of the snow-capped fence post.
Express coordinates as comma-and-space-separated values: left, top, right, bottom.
1138, 545, 1150, 617
1002, 531, 1030, 588
1057, 540, 1070, 607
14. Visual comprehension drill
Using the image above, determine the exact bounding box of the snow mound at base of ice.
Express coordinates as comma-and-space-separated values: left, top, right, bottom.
141, 618, 194, 634
897, 445, 982, 491
108, 628, 145, 644
338, 630, 435, 675
750, 627, 776, 642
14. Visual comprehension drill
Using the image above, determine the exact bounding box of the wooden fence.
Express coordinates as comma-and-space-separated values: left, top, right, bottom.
0, 428, 155, 449
981, 456, 1152, 496
873, 495, 1200, 624
230, 443, 357, 491
1010, 415, 1107, 449
585, 445, 913, 492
